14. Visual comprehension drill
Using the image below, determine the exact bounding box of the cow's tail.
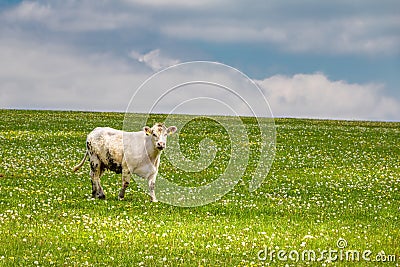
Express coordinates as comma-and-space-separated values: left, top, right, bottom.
73, 151, 88, 172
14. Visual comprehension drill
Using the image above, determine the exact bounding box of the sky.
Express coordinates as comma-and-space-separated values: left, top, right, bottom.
0, 0, 399, 121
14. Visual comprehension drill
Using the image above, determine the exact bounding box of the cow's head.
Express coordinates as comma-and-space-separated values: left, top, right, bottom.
144, 123, 177, 150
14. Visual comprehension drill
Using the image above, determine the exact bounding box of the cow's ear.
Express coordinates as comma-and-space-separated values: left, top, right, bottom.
143, 126, 152, 136
167, 126, 177, 135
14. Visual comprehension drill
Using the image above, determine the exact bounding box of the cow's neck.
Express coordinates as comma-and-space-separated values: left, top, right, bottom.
145, 137, 162, 165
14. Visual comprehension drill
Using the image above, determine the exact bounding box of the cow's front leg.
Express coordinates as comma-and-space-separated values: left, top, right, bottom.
119, 168, 131, 200
148, 174, 157, 202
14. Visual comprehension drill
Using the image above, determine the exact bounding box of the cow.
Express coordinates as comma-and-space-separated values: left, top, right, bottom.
72, 123, 177, 202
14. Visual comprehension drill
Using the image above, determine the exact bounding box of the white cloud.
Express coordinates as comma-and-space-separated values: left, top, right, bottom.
0, 37, 398, 121
257, 73, 400, 121
161, 14, 400, 55
3, 1, 51, 21
281, 15, 400, 54
122, 0, 216, 8
2, 1, 143, 32
130, 49, 180, 71
161, 24, 287, 44
0, 38, 149, 111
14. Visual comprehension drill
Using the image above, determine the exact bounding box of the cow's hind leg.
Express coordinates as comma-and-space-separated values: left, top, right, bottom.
89, 155, 106, 199
118, 168, 131, 200
90, 169, 106, 199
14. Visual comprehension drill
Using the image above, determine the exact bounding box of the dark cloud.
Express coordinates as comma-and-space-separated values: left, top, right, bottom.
3, 0, 399, 54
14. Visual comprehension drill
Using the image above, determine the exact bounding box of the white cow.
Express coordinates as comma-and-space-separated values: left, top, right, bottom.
73, 123, 177, 202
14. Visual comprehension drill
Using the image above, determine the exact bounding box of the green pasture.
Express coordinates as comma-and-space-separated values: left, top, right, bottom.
0, 109, 399, 266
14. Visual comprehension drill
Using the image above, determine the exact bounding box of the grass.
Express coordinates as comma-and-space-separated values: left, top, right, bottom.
0, 109, 399, 266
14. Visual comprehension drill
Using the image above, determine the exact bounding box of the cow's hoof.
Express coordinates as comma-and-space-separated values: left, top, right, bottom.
118, 196, 125, 201
93, 192, 105, 199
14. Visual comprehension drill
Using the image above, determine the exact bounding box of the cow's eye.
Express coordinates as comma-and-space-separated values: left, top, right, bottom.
152, 133, 157, 137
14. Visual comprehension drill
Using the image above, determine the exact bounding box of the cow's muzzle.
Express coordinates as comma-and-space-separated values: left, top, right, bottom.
156, 142, 165, 150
